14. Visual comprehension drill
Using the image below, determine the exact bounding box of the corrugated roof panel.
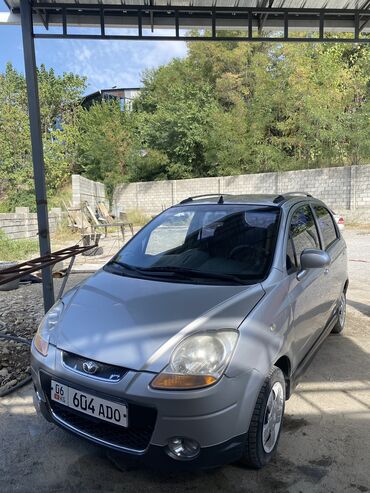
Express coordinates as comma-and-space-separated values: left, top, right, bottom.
281, 0, 369, 8
3, 0, 368, 34
5, 0, 370, 8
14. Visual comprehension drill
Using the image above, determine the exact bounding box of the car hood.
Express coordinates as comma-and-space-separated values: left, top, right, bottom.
54, 270, 265, 373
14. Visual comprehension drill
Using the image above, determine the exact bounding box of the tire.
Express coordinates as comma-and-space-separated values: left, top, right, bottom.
331, 292, 346, 334
241, 366, 286, 469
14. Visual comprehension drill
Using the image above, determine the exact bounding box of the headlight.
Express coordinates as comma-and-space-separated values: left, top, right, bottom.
151, 330, 238, 390
34, 301, 64, 356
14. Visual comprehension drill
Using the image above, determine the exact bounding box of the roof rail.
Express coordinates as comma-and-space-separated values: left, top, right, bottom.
179, 193, 234, 204
283, 192, 313, 197
273, 192, 312, 204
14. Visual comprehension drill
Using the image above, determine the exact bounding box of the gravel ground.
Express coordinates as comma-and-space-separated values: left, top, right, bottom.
0, 275, 89, 395
0, 229, 369, 493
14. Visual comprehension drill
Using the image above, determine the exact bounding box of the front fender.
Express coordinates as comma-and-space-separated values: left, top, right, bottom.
227, 270, 291, 378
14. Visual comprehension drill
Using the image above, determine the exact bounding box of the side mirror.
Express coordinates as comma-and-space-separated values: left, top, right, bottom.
297, 248, 331, 280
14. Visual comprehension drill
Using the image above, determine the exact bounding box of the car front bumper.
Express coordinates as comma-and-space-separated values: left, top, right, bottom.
31, 343, 263, 469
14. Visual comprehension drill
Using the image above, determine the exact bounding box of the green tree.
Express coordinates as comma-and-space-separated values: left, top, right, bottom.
76, 100, 130, 195
0, 63, 86, 210
126, 148, 170, 182
131, 59, 218, 179
132, 36, 370, 177
1, 36, 369, 207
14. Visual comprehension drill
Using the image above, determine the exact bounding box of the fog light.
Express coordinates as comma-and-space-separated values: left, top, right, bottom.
167, 437, 200, 460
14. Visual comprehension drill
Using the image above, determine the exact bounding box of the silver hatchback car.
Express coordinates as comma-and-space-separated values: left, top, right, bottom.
31, 193, 348, 469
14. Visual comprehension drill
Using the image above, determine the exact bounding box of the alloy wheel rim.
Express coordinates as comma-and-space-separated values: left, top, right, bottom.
262, 381, 284, 453
338, 294, 346, 327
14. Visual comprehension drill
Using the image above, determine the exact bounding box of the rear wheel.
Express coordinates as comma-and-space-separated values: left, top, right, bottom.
241, 366, 285, 469
331, 292, 346, 334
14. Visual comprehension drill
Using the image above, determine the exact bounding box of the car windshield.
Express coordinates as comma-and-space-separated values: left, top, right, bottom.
105, 204, 280, 285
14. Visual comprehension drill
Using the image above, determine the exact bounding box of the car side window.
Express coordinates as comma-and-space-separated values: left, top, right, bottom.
313, 205, 338, 250
287, 205, 320, 272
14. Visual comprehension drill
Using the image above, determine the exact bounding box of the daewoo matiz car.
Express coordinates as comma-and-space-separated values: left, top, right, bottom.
31, 193, 348, 469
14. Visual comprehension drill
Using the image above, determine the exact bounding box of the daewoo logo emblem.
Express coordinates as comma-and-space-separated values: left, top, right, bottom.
82, 360, 99, 375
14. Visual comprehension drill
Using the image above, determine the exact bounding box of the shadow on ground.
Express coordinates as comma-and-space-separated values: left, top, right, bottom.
1, 319, 369, 493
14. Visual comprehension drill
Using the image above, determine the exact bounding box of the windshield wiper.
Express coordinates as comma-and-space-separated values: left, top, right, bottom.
108, 261, 248, 285
107, 260, 192, 280
139, 266, 248, 285
109, 260, 143, 273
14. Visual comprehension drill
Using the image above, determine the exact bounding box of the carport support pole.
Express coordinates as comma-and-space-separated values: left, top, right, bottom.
20, 0, 55, 312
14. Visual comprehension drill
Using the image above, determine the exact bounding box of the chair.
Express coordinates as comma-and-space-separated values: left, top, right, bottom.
83, 202, 133, 239
63, 200, 90, 234
97, 202, 134, 236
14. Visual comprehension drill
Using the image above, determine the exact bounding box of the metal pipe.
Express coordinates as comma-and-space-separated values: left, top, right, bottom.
20, 0, 55, 313
57, 255, 75, 300
33, 33, 370, 43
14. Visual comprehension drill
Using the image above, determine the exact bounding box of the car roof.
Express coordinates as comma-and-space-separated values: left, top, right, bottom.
175, 193, 320, 208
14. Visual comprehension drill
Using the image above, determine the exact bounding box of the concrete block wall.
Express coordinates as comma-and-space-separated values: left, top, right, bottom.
0, 207, 62, 240
354, 165, 370, 209
113, 164, 370, 222
72, 174, 108, 209
276, 166, 352, 211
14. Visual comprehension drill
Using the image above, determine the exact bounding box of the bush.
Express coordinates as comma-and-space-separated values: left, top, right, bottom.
0, 229, 39, 261
125, 209, 151, 227
0, 190, 37, 213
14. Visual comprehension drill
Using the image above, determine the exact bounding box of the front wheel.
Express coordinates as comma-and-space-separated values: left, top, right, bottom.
241, 366, 285, 469
331, 292, 346, 334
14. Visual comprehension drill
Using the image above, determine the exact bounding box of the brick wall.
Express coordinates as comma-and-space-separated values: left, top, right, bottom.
72, 175, 108, 209
112, 164, 370, 222
0, 207, 62, 240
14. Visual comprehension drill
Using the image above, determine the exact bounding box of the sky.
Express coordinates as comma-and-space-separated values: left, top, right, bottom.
0, 0, 188, 93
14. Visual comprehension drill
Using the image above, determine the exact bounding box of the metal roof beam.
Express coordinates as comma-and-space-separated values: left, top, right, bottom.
257, 0, 274, 35
1, 3, 369, 40
22, 4, 370, 15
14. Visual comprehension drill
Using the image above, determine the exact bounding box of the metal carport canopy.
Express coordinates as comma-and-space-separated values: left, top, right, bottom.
3, 1, 370, 42
1, 0, 369, 313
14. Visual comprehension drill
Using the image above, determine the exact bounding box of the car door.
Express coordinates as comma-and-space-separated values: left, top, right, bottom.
286, 204, 333, 372
312, 204, 344, 318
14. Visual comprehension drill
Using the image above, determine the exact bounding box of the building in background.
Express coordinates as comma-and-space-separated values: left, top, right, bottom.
82, 87, 141, 111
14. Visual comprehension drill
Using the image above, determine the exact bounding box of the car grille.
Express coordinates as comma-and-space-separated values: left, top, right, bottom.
62, 351, 128, 382
40, 372, 157, 452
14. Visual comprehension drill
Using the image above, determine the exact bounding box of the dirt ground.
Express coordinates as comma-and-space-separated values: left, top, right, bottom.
0, 228, 369, 493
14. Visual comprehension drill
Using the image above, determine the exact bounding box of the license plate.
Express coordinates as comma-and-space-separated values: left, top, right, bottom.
50, 380, 128, 428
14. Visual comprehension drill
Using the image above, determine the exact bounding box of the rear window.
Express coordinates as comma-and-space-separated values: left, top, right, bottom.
313, 206, 338, 249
